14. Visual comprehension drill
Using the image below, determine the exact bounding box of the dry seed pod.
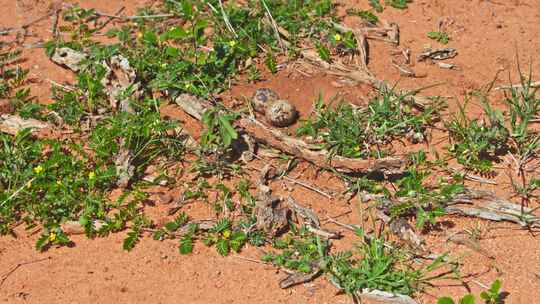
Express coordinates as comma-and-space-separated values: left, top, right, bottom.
252, 88, 279, 113
265, 100, 298, 127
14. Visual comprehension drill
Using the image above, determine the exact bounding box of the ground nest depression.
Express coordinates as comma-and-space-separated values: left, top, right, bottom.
1, 1, 540, 303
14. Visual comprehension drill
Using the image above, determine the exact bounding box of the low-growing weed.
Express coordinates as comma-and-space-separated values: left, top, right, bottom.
447, 76, 540, 174
263, 225, 328, 273
297, 92, 442, 159
386, 0, 412, 10
438, 279, 503, 304
389, 167, 465, 229
0, 130, 115, 248
446, 96, 509, 173
203, 218, 247, 256
428, 31, 450, 44
327, 232, 449, 297
0, 46, 33, 111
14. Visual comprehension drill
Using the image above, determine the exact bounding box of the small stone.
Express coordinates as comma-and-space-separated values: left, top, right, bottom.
252, 88, 279, 113
265, 99, 298, 127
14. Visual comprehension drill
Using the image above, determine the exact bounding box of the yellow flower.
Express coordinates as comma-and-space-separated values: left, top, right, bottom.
334, 33, 342, 41
56, 180, 62, 185
137, 32, 143, 39
228, 40, 237, 47
49, 232, 57, 242
33, 165, 43, 174
222, 229, 231, 239
88, 171, 96, 179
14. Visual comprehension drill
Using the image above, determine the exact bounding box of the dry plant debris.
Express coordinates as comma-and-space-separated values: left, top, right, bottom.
1, 1, 536, 303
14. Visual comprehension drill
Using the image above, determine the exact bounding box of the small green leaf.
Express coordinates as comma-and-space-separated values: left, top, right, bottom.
179, 236, 194, 254
35, 234, 49, 251
218, 115, 238, 146
459, 294, 475, 304
316, 43, 331, 63
354, 10, 379, 24
166, 27, 188, 40
123, 229, 140, 251
437, 297, 455, 304
164, 221, 179, 232
369, 0, 384, 13
216, 238, 230, 256
165, 46, 180, 57
480, 292, 489, 300
142, 31, 158, 46
265, 53, 277, 74
490, 279, 501, 293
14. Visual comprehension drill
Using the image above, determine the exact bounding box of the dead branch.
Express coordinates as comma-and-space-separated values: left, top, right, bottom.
0, 10, 57, 35
172, 93, 405, 175
356, 289, 418, 304
61, 220, 105, 235
418, 48, 457, 61
446, 232, 495, 259
0, 114, 53, 138
286, 197, 340, 239
238, 117, 404, 175
280, 266, 322, 288
495, 81, 540, 90
446, 189, 540, 228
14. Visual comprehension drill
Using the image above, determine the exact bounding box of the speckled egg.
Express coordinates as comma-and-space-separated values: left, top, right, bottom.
265, 100, 298, 127
252, 88, 279, 113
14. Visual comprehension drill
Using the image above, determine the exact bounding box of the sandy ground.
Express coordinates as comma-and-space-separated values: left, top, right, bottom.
1, 0, 540, 303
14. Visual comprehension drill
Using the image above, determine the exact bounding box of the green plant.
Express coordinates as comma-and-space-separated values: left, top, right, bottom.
387, 167, 465, 229
351, 10, 379, 24
203, 218, 247, 256
437, 279, 503, 304
386, 0, 412, 9
90, 99, 185, 174
504, 74, 540, 157
369, 0, 384, 13
438, 295, 475, 304
0, 46, 34, 112
480, 279, 503, 304
446, 96, 509, 173
297, 92, 442, 159
0, 129, 143, 250
326, 230, 450, 297
428, 31, 450, 44
262, 226, 328, 273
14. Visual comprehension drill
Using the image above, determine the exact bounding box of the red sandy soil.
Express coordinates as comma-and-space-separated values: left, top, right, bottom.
1, 0, 540, 303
